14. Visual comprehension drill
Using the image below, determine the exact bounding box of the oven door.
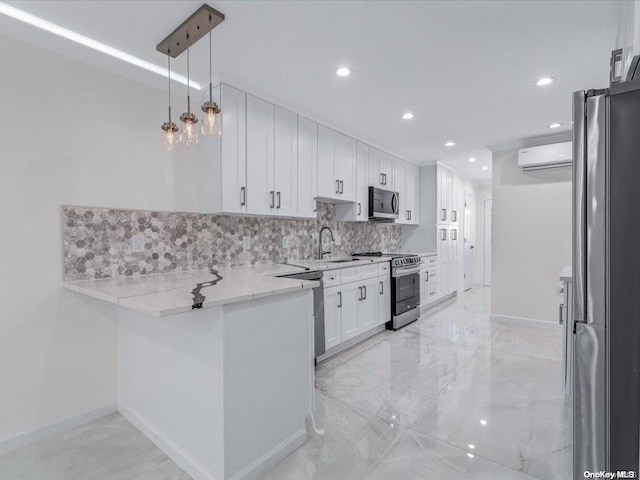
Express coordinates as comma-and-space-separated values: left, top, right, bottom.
392, 265, 420, 315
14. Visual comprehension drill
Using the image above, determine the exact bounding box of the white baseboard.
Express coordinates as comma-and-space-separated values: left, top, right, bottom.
118, 402, 217, 480
490, 314, 559, 329
229, 427, 306, 480
0, 401, 117, 455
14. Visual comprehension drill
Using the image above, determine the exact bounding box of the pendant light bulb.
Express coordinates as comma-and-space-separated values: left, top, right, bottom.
179, 34, 199, 147
202, 16, 221, 138
161, 51, 180, 152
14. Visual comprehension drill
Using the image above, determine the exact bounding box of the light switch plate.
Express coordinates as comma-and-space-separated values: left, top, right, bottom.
132, 234, 145, 253
334, 233, 342, 246
243, 236, 251, 251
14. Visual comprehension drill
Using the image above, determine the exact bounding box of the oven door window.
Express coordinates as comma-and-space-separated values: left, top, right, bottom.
394, 273, 420, 314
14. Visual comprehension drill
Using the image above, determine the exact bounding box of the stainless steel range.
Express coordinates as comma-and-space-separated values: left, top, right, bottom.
352, 252, 421, 330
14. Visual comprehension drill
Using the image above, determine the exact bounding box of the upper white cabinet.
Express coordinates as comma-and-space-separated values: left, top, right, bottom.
335, 141, 368, 222
246, 94, 275, 216
201, 84, 247, 215
368, 147, 394, 190
394, 159, 419, 225
317, 126, 356, 202
297, 116, 318, 219
274, 106, 298, 217
436, 166, 459, 225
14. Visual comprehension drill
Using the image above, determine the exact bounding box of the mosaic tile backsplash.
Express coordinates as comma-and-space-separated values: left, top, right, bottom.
62, 203, 402, 281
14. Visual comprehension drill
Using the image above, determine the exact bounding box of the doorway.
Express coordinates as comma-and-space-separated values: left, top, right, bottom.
483, 199, 492, 286
463, 190, 475, 291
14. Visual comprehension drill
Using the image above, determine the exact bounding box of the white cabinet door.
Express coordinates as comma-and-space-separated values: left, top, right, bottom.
436, 166, 445, 224
317, 125, 337, 199
380, 151, 394, 190
450, 173, 459, 225
335, 132, 356, 202
274, 106, 298, 217
324, 286, 342, 351
377, 276, 391, 325
368, 147, 383, 187
340, 282, 361, 342
405, 162, 419, 225
220, 84, 247, 214
437, 226, 448, 262
246, 94, 274, 215
297, 116, 318, 219
359, 278, 379, 332
449, 226, 459, 293
394, 159, 408, 224
355, 142, 369, 221
420, 268, 427, 308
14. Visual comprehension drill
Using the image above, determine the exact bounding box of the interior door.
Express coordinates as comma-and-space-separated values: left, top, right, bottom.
274, 106, 298, 216
246, 94, 274, 215
483, 199, 492, 286
463, 190, 475, 291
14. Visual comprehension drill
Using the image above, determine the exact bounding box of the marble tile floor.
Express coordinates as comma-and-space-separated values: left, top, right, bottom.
0, 287, 571, 480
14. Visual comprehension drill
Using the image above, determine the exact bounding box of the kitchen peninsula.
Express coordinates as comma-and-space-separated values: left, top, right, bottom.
64, 266, 319, 480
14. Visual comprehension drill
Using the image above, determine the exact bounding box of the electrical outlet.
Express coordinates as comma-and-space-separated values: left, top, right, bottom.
282, 236, 289, 248
334, 233, 342, 246
132, 234, 145, 253
243, 236, 251, 251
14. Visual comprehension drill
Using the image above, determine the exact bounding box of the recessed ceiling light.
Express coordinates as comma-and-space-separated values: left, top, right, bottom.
535, 77, 554, 86
336, 67, 351, 77
402, 112, 414, 120
468, 444, 476, 450
444, 141, 456, 147
548, 122, 562, 129
480, 419, 488, 425
467, 453, 475, 459
0, 2, 199, 89
481, 166, 489, 171
468, 157, 477, 163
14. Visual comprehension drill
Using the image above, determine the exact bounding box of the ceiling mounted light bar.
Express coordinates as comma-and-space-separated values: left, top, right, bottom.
156, 4, 225, 58
0, 1, 199, 89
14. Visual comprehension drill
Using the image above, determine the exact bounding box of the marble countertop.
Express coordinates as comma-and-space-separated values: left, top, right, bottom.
560, 265, 572, 282
64, 257, 391, 317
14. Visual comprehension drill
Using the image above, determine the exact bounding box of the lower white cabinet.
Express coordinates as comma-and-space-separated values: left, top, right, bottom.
323, 264, 391, 355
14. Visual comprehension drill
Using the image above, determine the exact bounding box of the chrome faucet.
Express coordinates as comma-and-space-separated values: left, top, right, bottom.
318, 226, 335, 259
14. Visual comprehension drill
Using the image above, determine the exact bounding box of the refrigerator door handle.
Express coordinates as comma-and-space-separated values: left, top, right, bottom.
573, 90, 587, 325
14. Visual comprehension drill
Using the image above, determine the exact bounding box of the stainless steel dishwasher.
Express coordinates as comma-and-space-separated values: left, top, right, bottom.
278, 270, 325, 359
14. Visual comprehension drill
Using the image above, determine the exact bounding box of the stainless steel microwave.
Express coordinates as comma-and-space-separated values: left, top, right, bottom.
368, 187, 399, 221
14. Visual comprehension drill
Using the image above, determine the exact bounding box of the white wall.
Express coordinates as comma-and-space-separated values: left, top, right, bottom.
0, 34, 200, 440
490, 149, 571, 323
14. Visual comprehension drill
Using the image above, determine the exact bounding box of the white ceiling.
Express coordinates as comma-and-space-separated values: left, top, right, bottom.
0, 0, 622, 181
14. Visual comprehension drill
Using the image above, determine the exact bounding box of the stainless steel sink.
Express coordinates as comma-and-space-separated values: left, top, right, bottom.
326, 258, 360, 263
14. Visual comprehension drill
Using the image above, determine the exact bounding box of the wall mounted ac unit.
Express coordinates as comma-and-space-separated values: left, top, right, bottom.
518, 142, 572, 172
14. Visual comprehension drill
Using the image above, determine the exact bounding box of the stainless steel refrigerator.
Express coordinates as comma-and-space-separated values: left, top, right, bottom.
573, 80, 640, 476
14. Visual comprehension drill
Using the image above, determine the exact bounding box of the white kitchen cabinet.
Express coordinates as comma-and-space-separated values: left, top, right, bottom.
317, 126, 356, 202
324, 285, 342, 350
368, 147, 394, 190
394, 158, 407, 223
359, 277, 379, 332
378, 275, 391, 325
335, 141, 368, 221
201, 84, 247, 214
296, 116, 318, 219
274, 106, 298, 217
405, 162, 419, 225
340, 282, 361, 342
246, 94, 275, 216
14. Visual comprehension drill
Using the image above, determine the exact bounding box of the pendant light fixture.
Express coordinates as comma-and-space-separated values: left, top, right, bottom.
160, 51, 179, 152
179, 33, 199, 147
156, 4, 225, 152
201, 14, 221, 138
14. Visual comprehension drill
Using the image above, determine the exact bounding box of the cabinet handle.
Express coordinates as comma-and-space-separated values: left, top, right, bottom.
241, 186, 246, 206
441, 229, 447, 241
430, 291, 436, 296
358, 202, 362, 216
380, 281, 383, 294
338, 291, 342, 308
336, 180, 340, 194
277, 191, 281, 209
441, 208, 447, 221
270, 191, 275, 208
313, 197, 317, 212
559, 304, 564, 325
339, 180, 344, 194
383, 173, 387, 185
358, 286, 363, 301
452, 210, 457, 222
380, 173, 384, 185
451, 229, 457, 240
363, 285, 367, 300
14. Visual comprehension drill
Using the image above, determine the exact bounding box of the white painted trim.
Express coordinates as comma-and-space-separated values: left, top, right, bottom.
0, 402, 117, 455
229, 427, 306, 480
118, 402, 217, 480
487, 132, 572, 153
490, 313, 559, 330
